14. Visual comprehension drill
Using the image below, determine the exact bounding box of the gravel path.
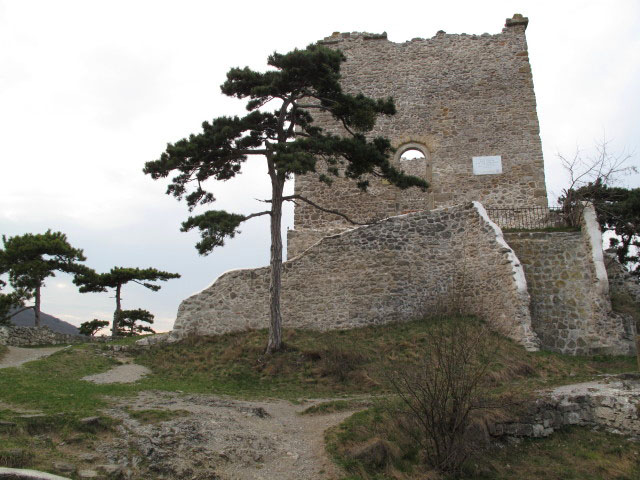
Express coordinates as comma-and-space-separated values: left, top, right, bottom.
0, 346, 66, 369
82, 363, 151, 384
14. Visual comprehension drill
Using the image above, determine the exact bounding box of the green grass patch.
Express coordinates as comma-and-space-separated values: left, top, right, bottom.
125, 408, 190, 424
326, 399, 417, 478
0, 448, 34, 469
0, 345, 137, 416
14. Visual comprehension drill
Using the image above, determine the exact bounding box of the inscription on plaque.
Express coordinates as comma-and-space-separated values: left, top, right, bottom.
472, 155, 502, 175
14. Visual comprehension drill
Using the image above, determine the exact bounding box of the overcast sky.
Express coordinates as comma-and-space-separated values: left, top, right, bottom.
1, 0, 639, 332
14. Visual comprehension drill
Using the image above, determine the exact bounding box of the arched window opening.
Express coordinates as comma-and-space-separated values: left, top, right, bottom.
399, 148, 426, 162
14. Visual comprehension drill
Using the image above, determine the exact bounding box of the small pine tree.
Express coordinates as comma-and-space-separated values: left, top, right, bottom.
0, 231, 86, 327
116, 309, 155, 336
79, 319, 110, 336
73, 267, 179, 336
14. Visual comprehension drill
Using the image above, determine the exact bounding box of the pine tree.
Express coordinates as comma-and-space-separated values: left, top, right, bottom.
79, 319, 110, 336
74, 267, 180, 336
144, 44, 428, 353
115, 309, 155, 336
0, 231, 86, 327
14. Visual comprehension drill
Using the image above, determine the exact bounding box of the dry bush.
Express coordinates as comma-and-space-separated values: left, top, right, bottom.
389, 319, 498, 476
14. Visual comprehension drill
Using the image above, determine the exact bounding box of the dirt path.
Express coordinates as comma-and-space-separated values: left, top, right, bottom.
0, 346, 66, 369
82, 363, 151, 384
101, 391, 358, 480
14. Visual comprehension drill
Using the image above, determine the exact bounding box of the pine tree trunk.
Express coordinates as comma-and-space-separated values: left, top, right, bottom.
34, 286, 41, 328
112, 284, 122, 337
266, 175, 285, 354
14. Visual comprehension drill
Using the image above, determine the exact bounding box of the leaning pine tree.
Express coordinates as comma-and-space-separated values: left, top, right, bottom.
144, 44, 428, 353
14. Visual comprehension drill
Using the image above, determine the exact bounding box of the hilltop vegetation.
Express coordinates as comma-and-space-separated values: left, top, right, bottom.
0, 316, 634, 414
0, 316, 637, 478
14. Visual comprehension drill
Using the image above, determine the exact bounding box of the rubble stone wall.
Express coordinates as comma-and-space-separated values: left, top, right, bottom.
0, 325, 88, 347
289, 15, 547, 256
173, 203, 539, 350
503, 206, 634, 355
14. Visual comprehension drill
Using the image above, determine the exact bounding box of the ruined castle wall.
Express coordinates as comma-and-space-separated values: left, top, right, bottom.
290, 18, 547, 255
173, 203, 539, 350
503, 206, 634, 354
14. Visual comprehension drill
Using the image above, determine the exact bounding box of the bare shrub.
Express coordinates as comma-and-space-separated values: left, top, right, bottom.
389, 318, 497, 475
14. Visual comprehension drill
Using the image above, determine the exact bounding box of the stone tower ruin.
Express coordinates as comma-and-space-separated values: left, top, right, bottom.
172, 15, 637, 356
288, 14, 547, 257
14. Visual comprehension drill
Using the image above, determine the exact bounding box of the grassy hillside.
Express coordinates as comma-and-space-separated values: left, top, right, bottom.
0, 316, 634, 415
133, 316, 634, 399
0, 316, 636, 478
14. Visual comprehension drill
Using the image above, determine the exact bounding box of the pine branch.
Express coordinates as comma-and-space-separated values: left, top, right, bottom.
262, 195, 376, 226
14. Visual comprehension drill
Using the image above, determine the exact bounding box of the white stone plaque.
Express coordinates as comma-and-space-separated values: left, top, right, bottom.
472, 155, 502, 175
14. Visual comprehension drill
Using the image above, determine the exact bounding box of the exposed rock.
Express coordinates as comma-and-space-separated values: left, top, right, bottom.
491, 374, 640, 439
95, 391, 356, 480
134, 333, 170, 347
77, 470, 98, 479
78, 417, 101, 427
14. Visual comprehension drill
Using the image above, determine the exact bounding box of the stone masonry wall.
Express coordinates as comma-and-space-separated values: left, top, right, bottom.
173, 203, 539, 350
0, 325, 89, 347
503, 206, 634, 355
289, 15, 547, 256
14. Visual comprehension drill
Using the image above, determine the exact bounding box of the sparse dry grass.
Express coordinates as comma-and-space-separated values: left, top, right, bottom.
465, 426, 640, 480
327, 399, 640, 480
300, 399, 371, 416
0, 408, 116, 473
133, 316, 635, 400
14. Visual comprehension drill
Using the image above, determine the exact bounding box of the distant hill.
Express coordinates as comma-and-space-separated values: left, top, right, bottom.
9, 308, 80, 335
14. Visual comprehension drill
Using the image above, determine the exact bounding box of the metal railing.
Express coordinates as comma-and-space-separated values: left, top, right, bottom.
485, 206, 582, 231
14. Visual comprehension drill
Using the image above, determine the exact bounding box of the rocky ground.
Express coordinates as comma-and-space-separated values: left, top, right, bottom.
97, 391, 356, 480
1, 350, 358, 479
